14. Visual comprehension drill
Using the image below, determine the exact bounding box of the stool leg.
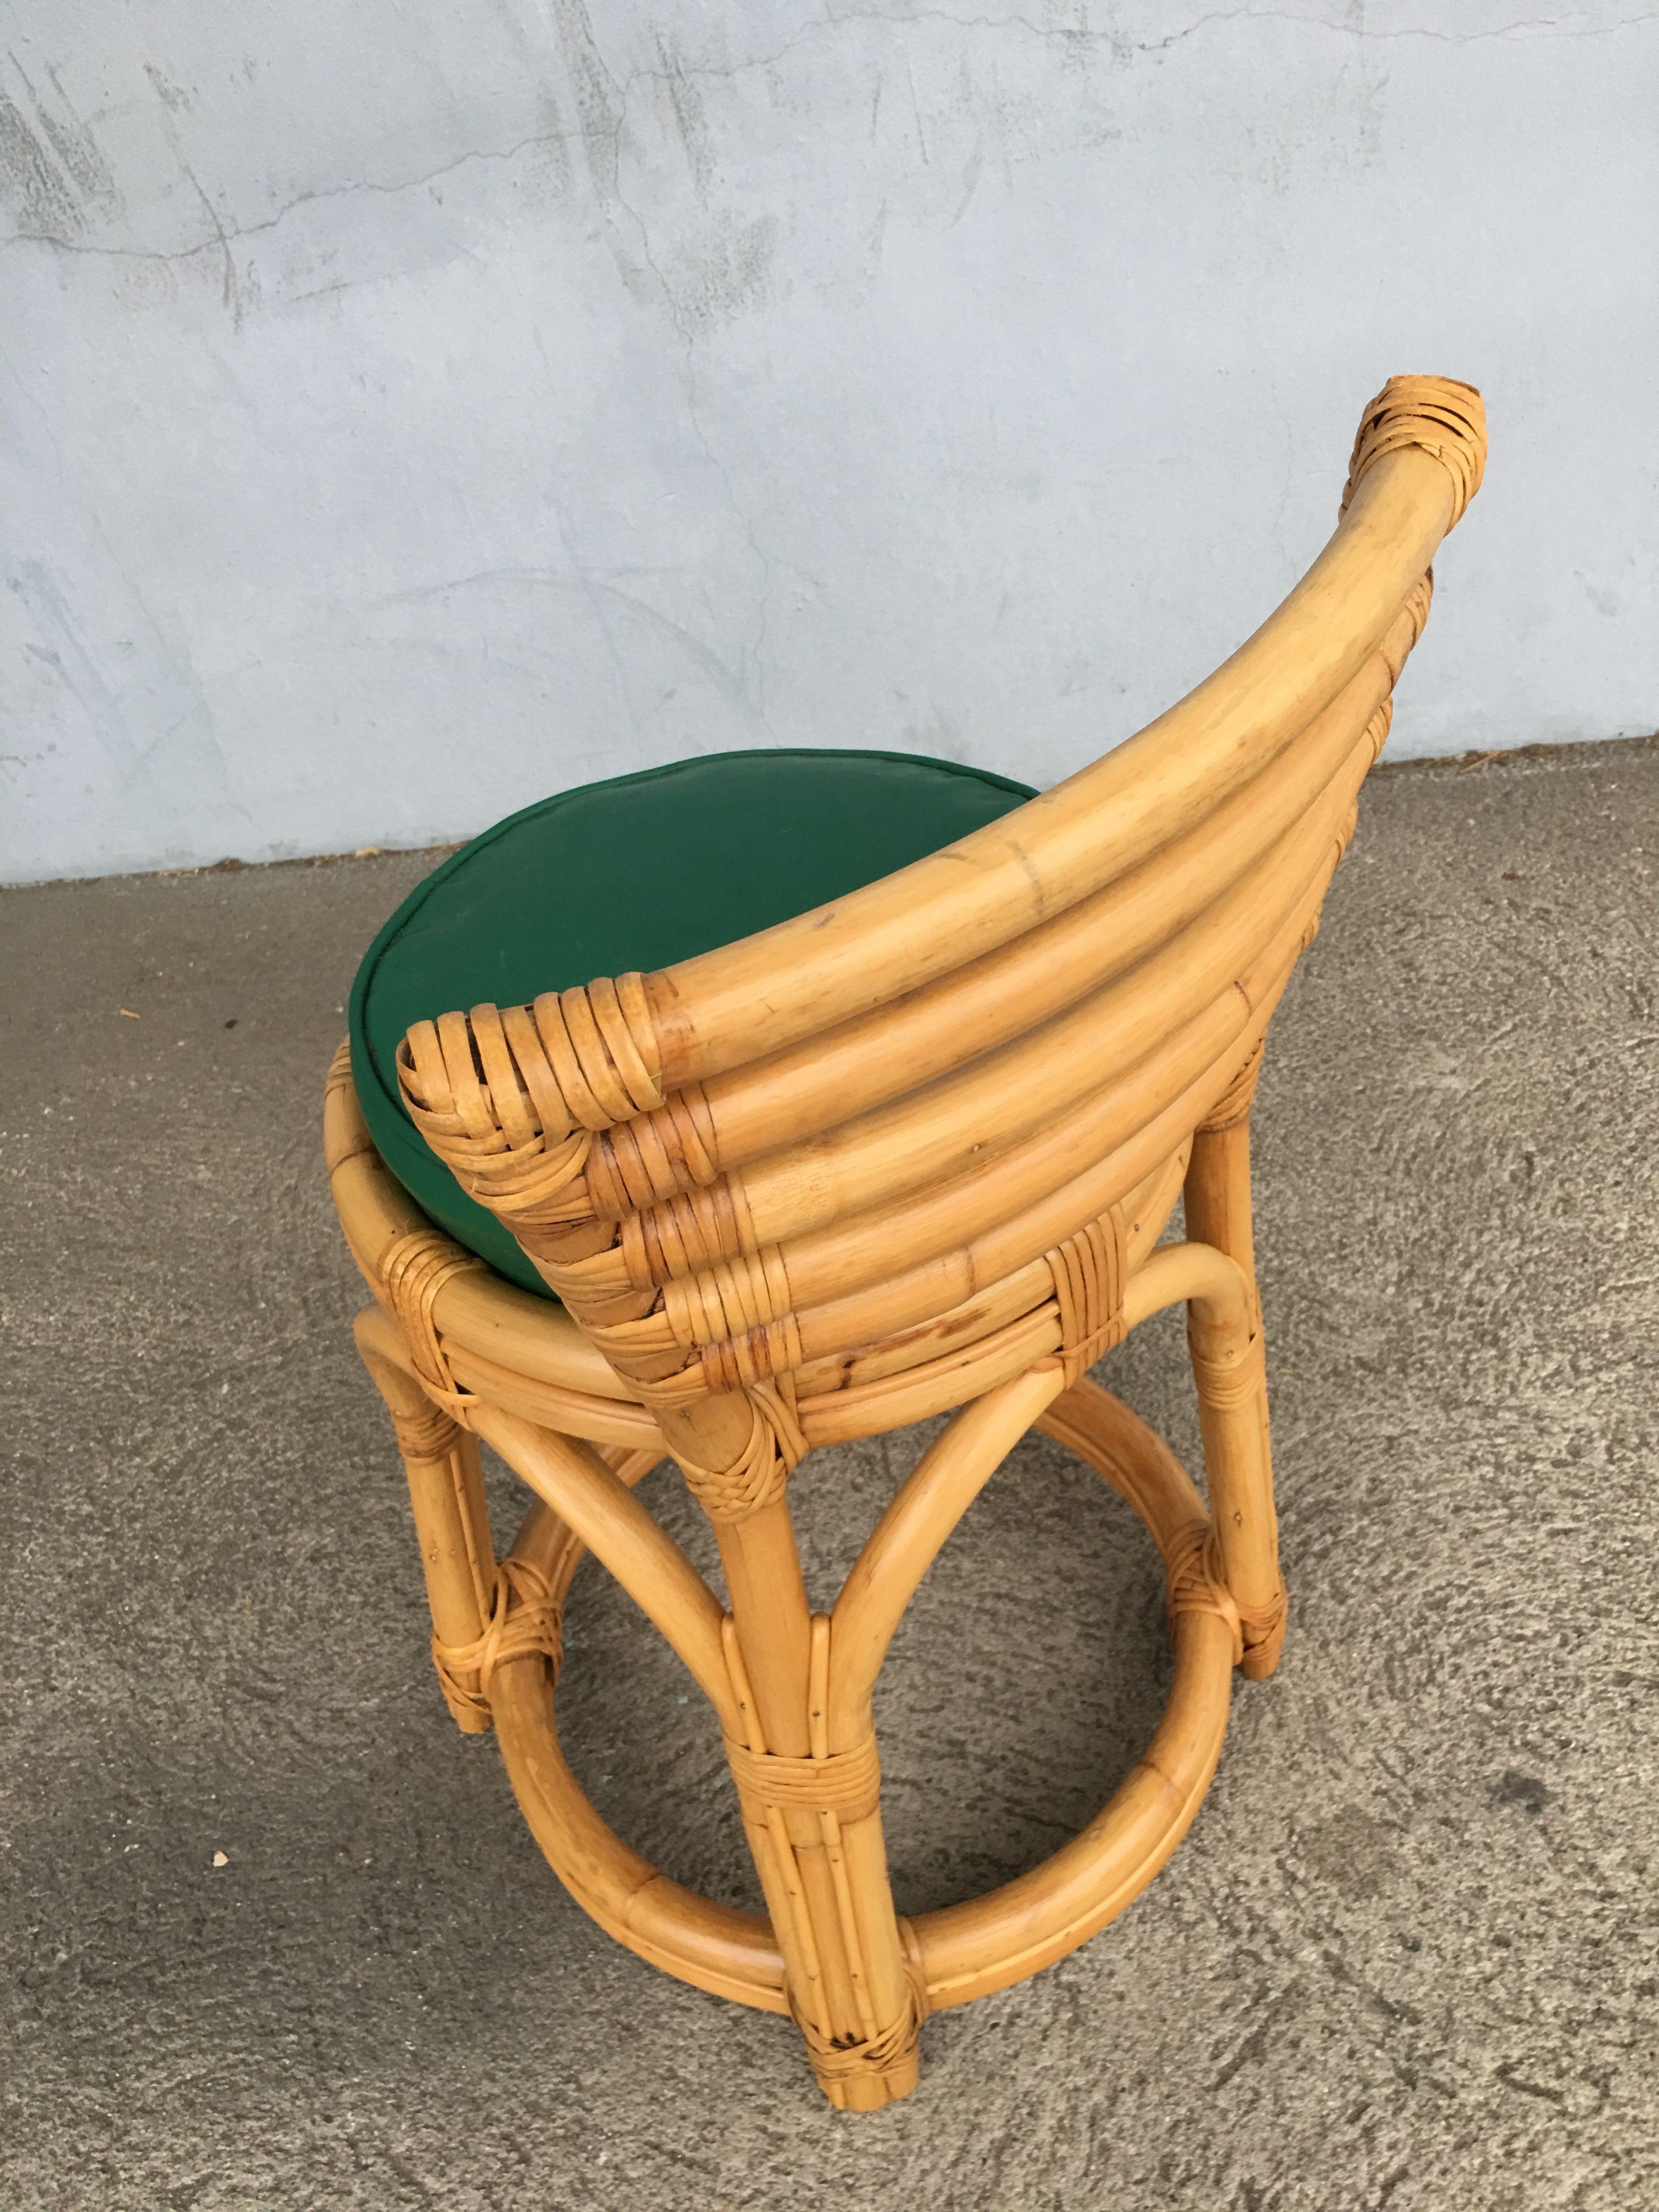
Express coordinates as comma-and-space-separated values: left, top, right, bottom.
1183, 1115, 1286, 1680
1185, 1112, 1260, 1317
660, 1395, 919, 2110
354, 1311, 497, 1730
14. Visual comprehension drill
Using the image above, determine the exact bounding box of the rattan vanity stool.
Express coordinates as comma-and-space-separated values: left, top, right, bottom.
326, 377, 1485, 2111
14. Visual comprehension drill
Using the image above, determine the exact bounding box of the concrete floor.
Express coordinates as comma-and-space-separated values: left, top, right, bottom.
3, 740, 1657, 2212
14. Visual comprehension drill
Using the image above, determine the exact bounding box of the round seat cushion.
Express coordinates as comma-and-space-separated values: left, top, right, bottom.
349, 748, 1037, 1297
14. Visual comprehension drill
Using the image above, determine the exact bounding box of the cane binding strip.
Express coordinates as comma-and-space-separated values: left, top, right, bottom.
1342, 374, 1485, 529
725, 1735, 882, 1824
430, 1555, 565, 1730
788, 1960, 928, 2091
1163, 1520, 1245, 1667
672, 1381, 808, 1522
1041, 1204, 1128, 1385
1198, 1042, 1264, 1135
387, 1395, 462, 1463
1187, 1318, 1268, 1411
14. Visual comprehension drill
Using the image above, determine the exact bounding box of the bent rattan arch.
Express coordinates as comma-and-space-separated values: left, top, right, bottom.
326, 375, 1486, 2110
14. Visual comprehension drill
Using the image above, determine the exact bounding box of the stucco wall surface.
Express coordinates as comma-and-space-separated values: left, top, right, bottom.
2, 3, 1655, 882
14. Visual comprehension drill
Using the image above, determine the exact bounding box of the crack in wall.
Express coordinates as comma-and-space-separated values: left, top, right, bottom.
5, 6, 1653, 263
0, 121, 580, 259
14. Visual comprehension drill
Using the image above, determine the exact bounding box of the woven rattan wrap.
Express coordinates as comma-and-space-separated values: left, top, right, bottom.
586, 1086, 721, 1220
1042, 1205, 1127, 1386
1342, 375, 1485, 529
726, 1734, 882, 1824
386, 1395, 462, 1463
431, 1555, 564, 1730
382, 1229, 484, 1414
400, 1010, 595, 1253
1164, 1520, 1245, 1667
1188, 1319, 1268, 1410
399, 977, 662, 1170
662, 1248, 801, 1384
673, 1381, 807, 1521
1198, 1042, 1264, 1135
617, 1170, 745, 1287
789, 1963, 928, 2090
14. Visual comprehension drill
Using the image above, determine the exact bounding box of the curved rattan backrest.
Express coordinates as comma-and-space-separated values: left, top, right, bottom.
396, 377, 1485, 1442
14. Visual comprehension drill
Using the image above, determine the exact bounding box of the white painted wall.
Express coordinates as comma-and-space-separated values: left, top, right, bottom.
2, 3, 1654, 884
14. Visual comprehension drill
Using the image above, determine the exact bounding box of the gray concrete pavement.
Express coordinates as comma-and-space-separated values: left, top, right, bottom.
3, 740, 1656, 2211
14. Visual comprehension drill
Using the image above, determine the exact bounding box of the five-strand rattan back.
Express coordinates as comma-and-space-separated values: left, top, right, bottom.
329, 375, 1486, 2111
396, 378, 1481, 1451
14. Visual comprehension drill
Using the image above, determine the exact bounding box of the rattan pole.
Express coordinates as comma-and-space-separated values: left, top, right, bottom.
830, 1367, 1068, 1740
685, 1404, 915, 2111
1182, 1093, 1283, 1675
911, 1612, 1234, 2006
353, 1308, 495, 1732
1184, 1118, 1259, 1310
489, 1495, 789, 2012
652, 1396, 839, 2039
687, 622, 1409, 1171
644, 444, 1467, 1086
811, 1615, 920, 2106
785, 910, 1313, 1359
1187, 1320, 1282, 1679
1124, 1242, 1284, 1676
724, 781, 1361, 1252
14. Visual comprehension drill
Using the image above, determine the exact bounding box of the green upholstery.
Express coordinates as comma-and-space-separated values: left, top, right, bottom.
349, 748, 1037, 1297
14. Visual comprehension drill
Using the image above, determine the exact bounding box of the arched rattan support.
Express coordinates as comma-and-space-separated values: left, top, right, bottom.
484, 1377, 1235, 2035
356, 1301, 736, 1731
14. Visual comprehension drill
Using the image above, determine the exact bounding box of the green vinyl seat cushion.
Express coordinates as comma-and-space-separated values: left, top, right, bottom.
348, 748, 1037, 1298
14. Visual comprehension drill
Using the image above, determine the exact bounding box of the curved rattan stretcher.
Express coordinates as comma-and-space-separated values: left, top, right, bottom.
325, 377, 1486, 2109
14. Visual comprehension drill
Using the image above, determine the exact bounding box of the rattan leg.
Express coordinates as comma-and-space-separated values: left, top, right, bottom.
1184, 1110, 1260, 1314
665, 1394, 919, 2111
1182, 1111, 1286, 1679
354, 1308, 498, 1730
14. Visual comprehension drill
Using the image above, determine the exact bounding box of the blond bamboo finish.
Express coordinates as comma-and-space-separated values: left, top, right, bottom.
326, 377, 1485, 2108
